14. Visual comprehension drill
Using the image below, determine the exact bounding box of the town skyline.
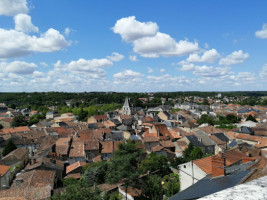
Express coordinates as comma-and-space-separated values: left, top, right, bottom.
0, 0, 267, 92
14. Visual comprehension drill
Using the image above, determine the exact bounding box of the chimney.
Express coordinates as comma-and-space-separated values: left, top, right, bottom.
212, 155, 226, 178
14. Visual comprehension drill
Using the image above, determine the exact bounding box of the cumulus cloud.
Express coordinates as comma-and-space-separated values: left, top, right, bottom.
14, 14, 38, 33
219, 50, 249, 66
0, 61, 37, 74
113, 16, 199, 58
0, 0, 28, 16
114, 69, 143, 79
112, 16, 158, 42
106, 52, 124, 62
0, 28, 69, 58
180, 63, 232, 77
186, 49, 220, 63
129, 55, 138, 62
259, 64, 267, 78
160, 68, 166, 73
32, 71, 45, 78
255, 24, 267, 39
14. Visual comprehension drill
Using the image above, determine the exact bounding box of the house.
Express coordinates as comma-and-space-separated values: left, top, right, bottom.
0, 148, 29, 173
209, 133, 229, 154
143, 136, 159, 151
177, 149, 254, 193
194, 131, 215, 154
68, 140, 86, 164
25, 157, 64, 180
56, 137, 71, 160
66, 161, 86, 175
46, 111, 60, 120
0, 164, 11, 189
157, 111, 171, 121
104, 120, 116, 129
100, 141, 123, 160
119, 186, 142, 200
0, 170, 55, 200
178, 135, 205, 153
152, 123, 173, 140
84, 141, 101, 160
0, 118, 13, 128
87, 115, 108, 124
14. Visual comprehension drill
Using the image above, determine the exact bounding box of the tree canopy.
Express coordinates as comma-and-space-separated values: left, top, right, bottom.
2, 139, 17, 157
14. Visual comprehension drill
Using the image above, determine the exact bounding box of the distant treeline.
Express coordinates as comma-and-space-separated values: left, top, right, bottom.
0, 91, 267, 109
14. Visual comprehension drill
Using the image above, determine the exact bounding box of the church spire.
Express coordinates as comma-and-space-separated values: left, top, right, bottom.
122, 97, 131, 115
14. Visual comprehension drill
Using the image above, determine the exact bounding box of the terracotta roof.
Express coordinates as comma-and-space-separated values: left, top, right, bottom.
66, 161, 86, 174
193, 156, 213, 175
143, 136, 159, 143
64, 173, 81, 179
151, 145, 164, 152
69, 140, 84, 157
77, 129, 103, 141
120, 115, 132, 120
143, 116, 154, 123
176, 141, 188, 150
224, 131, 236, 140
169, 128, 182, 139
236, 133, 267, 148
11, 170, 55, 189
154, 123, 173, 140
52, 127, 74, 137
198, 126, 223, 134
84, 141, 99, 151
95, 115, 108, 120
0, 164, 11, 176
223, 148, 247, 166
160, 140, 175, 148
104, 120, 116, 128
143, 132, 158, 138
1, 148, 28, 161
93, 155, 102, 162
101, 141, 114, 154
0, 126, 30, 135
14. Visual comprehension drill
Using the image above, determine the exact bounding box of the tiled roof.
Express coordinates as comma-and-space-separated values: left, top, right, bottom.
104, 120, 116, 128
154, 123, 173, 140
151, 145, 164, 152
66, 161, 86, 174
141, 123, 153, 127
224, 131, 236, 140
193, 156, 213, 175
0, 118, 13, 123
101, 141, 113, 154
95, 115, 108, 120
84, 141, 99, 151
69, 140, 84, 157
64, 173, 81, 179
176, 141, 188, 150
209, 135, 226, 145
0, 164, 11, 176
143, 116, 154, 123
169, 129, 182, 139
160, 140, 175, 148
1, 148, 28, 161
0, 126, 30, 135
143, 136, 159, 143
198, 126, 223, 134
11, 170, 55, 189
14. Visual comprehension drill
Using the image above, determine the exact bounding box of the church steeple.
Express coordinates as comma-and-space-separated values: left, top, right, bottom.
122, 97, 131, 115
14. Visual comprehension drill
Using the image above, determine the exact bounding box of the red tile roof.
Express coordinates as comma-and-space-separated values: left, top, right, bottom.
193, 156, 213, 175
143, 136, 159, 143
69, 141, 84, 158
0, 126, 30, 135
0, 164, 11, 176
66, 161, 86, 174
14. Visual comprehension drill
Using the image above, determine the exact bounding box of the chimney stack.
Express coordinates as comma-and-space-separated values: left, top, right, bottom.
211, 155, 226, 178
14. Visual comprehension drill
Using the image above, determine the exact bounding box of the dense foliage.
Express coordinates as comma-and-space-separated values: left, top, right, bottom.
2, 139, 17, 157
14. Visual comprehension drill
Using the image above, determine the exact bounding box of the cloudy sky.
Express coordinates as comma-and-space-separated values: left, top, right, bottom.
0, 0, 266, 92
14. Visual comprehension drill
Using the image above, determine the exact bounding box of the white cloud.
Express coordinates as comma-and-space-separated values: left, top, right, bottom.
186, 49, 220, 63
112, 16, 158, 42
0, 61, 37, 74
160, 68, 166, 73
114, 69, 143, 79
32, 71, 45, 78
14, 14, 38, 33
259, 64, 267, 78
64, 27, 72, 36
0, 28, 69, 58
180, 63, 232, 77
106, 52, 124, 62
133, 32, 199, 58
255, 24, 267, 39
40, 62, 48, 68
129, 55, 138, 62
219, 50, 249, 66
113, 16, 199, 58
0, 0, 28, 16
147, 67, 153, 73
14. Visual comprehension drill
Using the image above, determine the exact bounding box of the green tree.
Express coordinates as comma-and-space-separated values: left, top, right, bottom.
189, 147, 203, 160
12, 115, 28, 127
197, 114, 215, 125
182, 143, 194, 162
139, 152, 170, 176
246, 115, 257, 122
141, 175, 164, 200
162, 173, 180, 197
0, 124, 3, 130
106, 140, 142, 200
2, 139, 17, 157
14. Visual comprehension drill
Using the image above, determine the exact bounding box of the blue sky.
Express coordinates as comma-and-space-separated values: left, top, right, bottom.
0, 0, 266, 92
